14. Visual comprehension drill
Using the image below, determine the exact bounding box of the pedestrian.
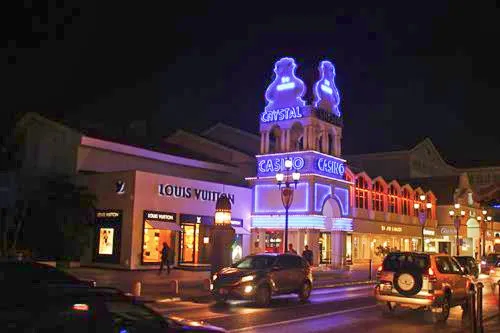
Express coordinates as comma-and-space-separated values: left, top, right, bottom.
159, 242, 170, 275
288, 243, 297, 254
302, 245, 313, 266
251, 241, 263, 255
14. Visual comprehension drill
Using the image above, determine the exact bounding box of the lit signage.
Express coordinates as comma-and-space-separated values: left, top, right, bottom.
440, 226, 456, 235
256, 151, 345, 180
260, 106, 303, 123
381, 225, 403, 232
181, 214, 214, 225
115, 180, 125, 195
258, 156, 305, 173
96, 210, 121, 219
98, 228, 114, 255
231, 219, 243, 227
264, 57, 306, 112
423, 228, 435, 236
144, 210, 176, 222
313, 60, 341, 117
158, 184, 235, 205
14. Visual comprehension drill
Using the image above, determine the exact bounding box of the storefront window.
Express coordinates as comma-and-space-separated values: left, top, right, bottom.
94, 210, 122, 264
265, 231, 283, 253
355, 177, 369, 209
353, 236, 359, 259
142, 211, 178, 264
98, 228, 114, 255
345, 234, 352, 264
319, 232, 332, 264
372, 182, 385, 212
388, 185, 399, 213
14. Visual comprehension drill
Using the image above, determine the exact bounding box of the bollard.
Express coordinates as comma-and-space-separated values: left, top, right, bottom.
167, 280, 179, 295
498, 281, 500, 315
133, 281, 141, 297
476, 282, 483, 333
469, 286, 477, 333
369, 259, 372, 281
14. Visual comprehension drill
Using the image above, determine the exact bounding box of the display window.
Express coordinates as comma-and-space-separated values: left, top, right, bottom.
232, 234, 243, 263
141, 211, 179, 265
319, 232, 332, 264
98, 228, 114, 255
179, 215, 212, 265
265, 230, 283, 253
93, 210, 122, 264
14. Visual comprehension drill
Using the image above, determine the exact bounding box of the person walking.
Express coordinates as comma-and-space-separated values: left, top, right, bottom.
159, 242, 171, 275
288, 243, 297, 254
302, 245, 313, 266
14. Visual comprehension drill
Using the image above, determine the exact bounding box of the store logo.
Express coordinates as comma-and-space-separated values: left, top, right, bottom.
157, 184, 235, 204
115, 180, 125, 195
423, 229, 435, 236
440, 226, 456, 235
316, 158, 345, 177
96, 211, 121, 218
381, 225, 402, 232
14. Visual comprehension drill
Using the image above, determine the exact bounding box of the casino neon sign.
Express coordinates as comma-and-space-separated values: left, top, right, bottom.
260, 106, 303, 123
256, 151, 345, 180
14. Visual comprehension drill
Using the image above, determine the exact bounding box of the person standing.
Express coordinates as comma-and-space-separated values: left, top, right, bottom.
159, 242, 170, 275
302, 245, 313, 266
288, 243, 297, 254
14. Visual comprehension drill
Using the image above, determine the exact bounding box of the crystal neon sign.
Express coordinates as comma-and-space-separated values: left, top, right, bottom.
256, 151, 345, 180
258, 156, 305, 173
260, 106, 303, 123
313, 60, 341, 117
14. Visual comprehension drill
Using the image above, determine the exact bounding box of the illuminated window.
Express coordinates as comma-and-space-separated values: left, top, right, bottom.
269, 125, 282, 153
388, 185, 399, 213
355, 177, 369, 209
372, 181, 385, 212
401, 188, 411, 215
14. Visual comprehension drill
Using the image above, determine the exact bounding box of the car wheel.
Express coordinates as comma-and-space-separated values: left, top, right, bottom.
255, 285, 271, 307
298, 281, 312, 302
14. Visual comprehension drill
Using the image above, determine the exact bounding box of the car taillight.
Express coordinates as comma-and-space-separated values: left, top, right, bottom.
427, 267, 437, 281
72, 303, 89, 311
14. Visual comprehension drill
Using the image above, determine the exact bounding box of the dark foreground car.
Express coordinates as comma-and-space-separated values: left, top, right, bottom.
454, 256, 479, 279
3, 286, 226, 332
0, 260, 96, 288
212, 253, 313, 306
480, 253, 500, 274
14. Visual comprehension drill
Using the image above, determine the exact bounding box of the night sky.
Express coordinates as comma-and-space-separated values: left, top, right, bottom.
4, 1, 500, 167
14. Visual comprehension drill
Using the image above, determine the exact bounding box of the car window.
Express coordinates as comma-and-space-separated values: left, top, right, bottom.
235, 256, 276, 269
449, 258, 464, 274
382, 253, 430, 272
276, 255, 299, 268
436, 257, 462, 274
105, 301, 166, 332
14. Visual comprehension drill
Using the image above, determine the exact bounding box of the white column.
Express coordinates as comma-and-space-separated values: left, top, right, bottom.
260, 132, 265, 154
321, 130, 328, 154
264, 131, 270, 153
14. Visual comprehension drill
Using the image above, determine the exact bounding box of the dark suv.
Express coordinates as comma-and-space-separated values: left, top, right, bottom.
211, 253, 313, 306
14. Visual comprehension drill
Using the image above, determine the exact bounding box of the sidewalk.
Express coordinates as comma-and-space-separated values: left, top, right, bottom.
65, 264, 377, 303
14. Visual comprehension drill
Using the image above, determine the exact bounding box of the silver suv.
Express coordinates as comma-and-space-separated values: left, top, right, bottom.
374, 252, 473, 322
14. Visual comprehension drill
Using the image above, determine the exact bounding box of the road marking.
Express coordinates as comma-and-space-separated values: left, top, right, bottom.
228, 304, 377, 332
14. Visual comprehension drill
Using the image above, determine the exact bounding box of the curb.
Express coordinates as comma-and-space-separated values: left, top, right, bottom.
314, 280, 376, 289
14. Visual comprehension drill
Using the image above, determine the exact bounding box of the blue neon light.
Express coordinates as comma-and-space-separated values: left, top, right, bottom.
256, 151, 345, 180
329, 217, 353, 231
258, 156, 305, 173
314, 183, 332, 212
313, 60, 341, 117
260, 106, 303, 123
253, 183, 309, 213
265, 57, 306, 112
334, 187, 349, 216
252, 215, 325, 229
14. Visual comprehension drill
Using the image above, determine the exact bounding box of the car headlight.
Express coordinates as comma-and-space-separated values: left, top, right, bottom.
212, 274, 217, 281
241, 275, 255, 283
481, 260, 486, 265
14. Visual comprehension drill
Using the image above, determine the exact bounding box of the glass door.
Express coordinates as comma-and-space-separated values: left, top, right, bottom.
180, 224, 195, 263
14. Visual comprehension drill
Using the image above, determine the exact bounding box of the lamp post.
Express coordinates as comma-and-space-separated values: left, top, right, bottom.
477, 209, 493, 256
449, 203, 466, 256
210, 195, 235, 276
275, 159, 300, 253
413, 194, 433, 252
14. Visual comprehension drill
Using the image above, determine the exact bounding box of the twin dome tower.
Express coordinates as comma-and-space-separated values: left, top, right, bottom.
264, 57, 341, 117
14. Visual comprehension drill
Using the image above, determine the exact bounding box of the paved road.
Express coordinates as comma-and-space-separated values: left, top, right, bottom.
149, 282, 500, 332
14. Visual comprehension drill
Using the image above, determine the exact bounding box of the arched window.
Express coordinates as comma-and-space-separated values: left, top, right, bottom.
268, 126, 281, 153
355, 177, 369, 209
372, 182, 385, 212
401, 188, 411, 215
388, 185, 399, 213
327, 133, 334, 155
290, 122, 304, 151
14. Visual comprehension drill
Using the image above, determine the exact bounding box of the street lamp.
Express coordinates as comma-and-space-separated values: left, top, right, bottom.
477, 209, 493, 256
449, 203, 466, 255
413, 194, 433, 252
275, 159, 300, 253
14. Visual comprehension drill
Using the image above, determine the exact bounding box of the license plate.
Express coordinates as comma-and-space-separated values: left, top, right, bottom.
219, 288, 228, 295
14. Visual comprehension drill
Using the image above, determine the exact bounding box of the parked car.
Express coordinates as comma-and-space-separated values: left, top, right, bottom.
375, 252, 472, 323
3, 285, 227, 332
211, 253, 313, 307
489, 262, 500, 291
480, 253, 500, 274
454, 256, 479, 279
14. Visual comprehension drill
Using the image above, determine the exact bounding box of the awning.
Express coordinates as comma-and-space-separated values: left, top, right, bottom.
145, 220, 182, 231
234, 226, 251, 235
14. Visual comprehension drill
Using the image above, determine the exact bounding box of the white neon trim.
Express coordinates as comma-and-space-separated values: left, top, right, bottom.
245, 174, 354, 185
256, 150, 347, 162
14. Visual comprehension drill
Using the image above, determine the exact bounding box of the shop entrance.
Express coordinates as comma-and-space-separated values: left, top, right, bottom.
265, 230, 283, 253
179, 223, 210, 264
319, 232, 332, 264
